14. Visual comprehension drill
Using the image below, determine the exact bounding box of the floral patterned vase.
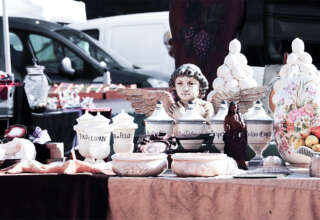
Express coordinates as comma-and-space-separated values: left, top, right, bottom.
273, 74, 320, 164
272, 38, 320, 165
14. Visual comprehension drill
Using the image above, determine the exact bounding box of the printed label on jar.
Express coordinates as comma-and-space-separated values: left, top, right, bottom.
114, 132, 131, 139
79, 134, 107, 142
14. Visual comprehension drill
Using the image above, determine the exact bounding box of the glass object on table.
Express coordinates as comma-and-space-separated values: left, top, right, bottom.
210, 100, 228, 153
24, 63, 49, 112
245, 101, 273, 168
112, 109, 137, 153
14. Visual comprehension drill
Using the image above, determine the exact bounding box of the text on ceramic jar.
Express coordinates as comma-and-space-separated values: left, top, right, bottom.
247, 131, 272, 138
79, 134, 107, 142
114, 132, 131, 139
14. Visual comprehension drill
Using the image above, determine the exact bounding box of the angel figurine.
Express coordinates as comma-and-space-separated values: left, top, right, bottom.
118, 60, 267, 121
118, 63, 214, 120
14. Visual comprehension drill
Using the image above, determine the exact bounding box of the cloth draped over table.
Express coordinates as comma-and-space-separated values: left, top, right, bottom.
169, 0, 245, 90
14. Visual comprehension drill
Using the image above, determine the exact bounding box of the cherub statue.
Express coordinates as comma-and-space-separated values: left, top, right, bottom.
118, 63, 214, 120
118, 62, 267, 121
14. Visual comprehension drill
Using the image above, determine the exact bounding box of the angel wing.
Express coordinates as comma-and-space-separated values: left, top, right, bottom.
209, 86, 267, 114
117, 88, 175, 116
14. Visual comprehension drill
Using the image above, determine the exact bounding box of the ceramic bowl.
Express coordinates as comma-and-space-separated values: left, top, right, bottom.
111, 153, 168, 177
171, 153, 230, 177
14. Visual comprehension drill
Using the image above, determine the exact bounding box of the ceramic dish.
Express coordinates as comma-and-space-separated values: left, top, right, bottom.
171, 153, 230, 177
111, 153, 168, 177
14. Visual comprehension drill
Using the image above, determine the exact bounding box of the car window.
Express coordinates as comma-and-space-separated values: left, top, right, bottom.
9, 32, 28, 81
10, 32, 23, 52
83, 29, 100, 40
56, 29, 120, 68
28, 33, 84, 75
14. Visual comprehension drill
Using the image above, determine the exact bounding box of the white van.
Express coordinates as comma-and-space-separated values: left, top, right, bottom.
69, 12, 175, 77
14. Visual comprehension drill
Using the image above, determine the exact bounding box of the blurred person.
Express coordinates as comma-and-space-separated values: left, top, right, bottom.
163, 30, 175, 58
169, 0, 246, 90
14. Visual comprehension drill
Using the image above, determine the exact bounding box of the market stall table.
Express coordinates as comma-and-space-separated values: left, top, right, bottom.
0, 173, 109, 220
31, 109, 82, 154
108, 168, 320, 220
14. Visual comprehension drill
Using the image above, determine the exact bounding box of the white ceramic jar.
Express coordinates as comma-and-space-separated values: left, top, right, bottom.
176, 102, 208, 150
210, 100, 228, 153
145, 101, 174, 135
73, 111, 94, 162
87, 112, 112, 163
245, 101, 273, 167
112, 109, 138, 153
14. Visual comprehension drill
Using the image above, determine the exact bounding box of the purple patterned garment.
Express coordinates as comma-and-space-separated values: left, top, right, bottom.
170, 0, 245, 91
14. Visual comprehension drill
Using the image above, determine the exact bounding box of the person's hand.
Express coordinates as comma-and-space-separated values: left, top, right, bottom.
168, 101, 185, 119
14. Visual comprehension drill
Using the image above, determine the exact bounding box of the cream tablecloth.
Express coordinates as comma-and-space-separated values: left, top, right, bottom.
108, 168, 320, 220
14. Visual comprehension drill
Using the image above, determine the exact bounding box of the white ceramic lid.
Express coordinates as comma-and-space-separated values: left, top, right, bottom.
211, 100, 228, 121
245, 101, 273, 121
111, 153, 167, 161
92, 112, 110, 124
172, 153, 226, 160
76, 111, 94, 124
145, 101, 174, 122
112, 109, 137, 129
177, 102, 205, 122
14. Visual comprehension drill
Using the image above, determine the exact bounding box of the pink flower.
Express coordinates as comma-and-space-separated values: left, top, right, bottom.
303, 104, 314, 117
288, 109, 300, 123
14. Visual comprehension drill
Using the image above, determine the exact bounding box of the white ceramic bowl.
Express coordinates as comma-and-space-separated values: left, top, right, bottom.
171, 153, 232, 177
111, 153, 168, 177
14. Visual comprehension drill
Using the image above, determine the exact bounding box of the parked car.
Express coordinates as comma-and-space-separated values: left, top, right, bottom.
239, 0, 320, 68
0, 17, 169, 87
69, 12, 175, 76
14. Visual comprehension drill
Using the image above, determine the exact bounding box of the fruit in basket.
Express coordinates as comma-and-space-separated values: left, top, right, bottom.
300, 129, 311, 139
311, 126, 320, 138
305, 135, 319, 148
312, 144, 320, 152
293, 138, 305, 149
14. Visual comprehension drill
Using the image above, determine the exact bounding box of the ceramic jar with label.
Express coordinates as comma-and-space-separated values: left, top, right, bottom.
73, 111, 94, 162
145, 101, 174, 135
112, 109, 138, 153
210, 100, 228, 153
87, 112, 112, 163
176, 102, 208, 150
245, 101, 273, 167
